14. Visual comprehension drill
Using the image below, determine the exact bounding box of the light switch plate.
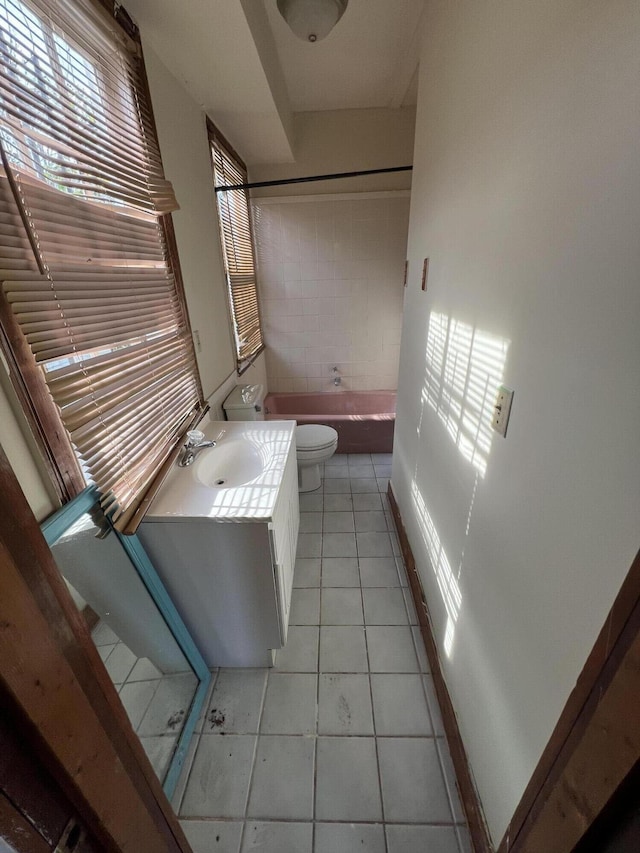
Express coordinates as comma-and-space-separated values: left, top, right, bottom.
492, 385, 514, 437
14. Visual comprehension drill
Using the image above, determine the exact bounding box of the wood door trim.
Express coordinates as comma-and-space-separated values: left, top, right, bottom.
0, 444, 192, 853
500, 546, 640, 852
387, 484, 492, 852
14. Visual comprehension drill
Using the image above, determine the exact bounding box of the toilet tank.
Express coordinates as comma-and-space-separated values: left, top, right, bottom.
223, 384, 266, 421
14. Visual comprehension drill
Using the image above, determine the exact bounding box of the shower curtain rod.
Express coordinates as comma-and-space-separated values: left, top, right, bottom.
214, 165, 413, 193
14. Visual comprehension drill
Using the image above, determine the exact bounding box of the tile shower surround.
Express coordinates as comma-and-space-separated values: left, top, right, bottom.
174, 454, 472, 853
252, 194, 409, 393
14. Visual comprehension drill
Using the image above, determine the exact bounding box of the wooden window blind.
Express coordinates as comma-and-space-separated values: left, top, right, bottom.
208, 122, 264, 374
0, 0, 203, 526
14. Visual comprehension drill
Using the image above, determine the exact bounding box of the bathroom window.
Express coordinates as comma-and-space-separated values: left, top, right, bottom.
208, 120, 264, 374
0, 0, 203, 525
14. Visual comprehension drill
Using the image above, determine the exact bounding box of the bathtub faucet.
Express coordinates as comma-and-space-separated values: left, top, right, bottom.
331, 366, 341, 387
178, 430, 216, 467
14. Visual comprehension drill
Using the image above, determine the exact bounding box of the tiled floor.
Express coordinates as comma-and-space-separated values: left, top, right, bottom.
174, 454, 471, 853
92, 624, 197, 782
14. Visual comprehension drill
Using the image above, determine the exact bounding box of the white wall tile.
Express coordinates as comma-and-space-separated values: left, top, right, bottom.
254, 195, 409, 393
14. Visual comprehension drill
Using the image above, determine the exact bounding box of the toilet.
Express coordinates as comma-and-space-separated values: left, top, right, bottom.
222, 385, 338, 492
295, 423, 338, 492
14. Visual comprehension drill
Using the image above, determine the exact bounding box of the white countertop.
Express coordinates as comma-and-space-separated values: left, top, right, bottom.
143, 416, 296, 522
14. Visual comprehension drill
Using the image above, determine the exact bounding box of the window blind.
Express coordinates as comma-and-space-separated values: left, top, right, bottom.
0, 0, 203, 525
209, 124, 264, 373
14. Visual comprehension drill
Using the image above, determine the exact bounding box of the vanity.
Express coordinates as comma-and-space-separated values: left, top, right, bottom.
138, 417, 299, 667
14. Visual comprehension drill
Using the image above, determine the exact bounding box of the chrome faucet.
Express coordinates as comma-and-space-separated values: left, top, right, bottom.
331, 366, 341, 387
178, 430, 216, 467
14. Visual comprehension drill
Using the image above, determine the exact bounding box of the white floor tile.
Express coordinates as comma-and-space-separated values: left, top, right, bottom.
260, 673, 317, 734
354, 511, 388, 532
366, 626, 419, 673
323, 478, 351, 493
318, 673, 374, 735
299, 493, 323, 512
321, 558, 360, 587
423, 675, 445, 735
316, 737, 382, 821
370, 674, 432, 736
363, 588, 409, 624
378, 738, 452, 823
126, 657, 163, 682
359, 557, 400, 587
322, 532, 357, 558
241, 821, 312, 853
91, 621, 119, 646
436, 737, 467, 823
386, 825, 459, 853
323, 511, 355, 533
275, 626, 319, 672
181, 820, 242, 853
138, 672, 198, 736
293, 558, 321, 588
247, 736, 315, 820
201, 669, 267, 734
104, 643, 137, 684
315, 822, 385, 853
140, 734, 177, 781
297, 533, 322, 558
352, 493, 384, 511
356, 532, 393, 558
320, 626, 368, 672
299, 512, 323, 532
119, 679, 159, 730
181, 734, 256, 818
350, 478, 379, 493
321, 588, 364, 624
412, 626, 430, 672
289, 588, 320, 625
323, 493, 353, 511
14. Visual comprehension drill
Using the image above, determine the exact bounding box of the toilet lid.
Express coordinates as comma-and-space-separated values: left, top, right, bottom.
296, 424, 338, 451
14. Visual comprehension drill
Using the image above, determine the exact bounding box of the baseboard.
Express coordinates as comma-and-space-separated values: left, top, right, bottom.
387, 482, 493, 853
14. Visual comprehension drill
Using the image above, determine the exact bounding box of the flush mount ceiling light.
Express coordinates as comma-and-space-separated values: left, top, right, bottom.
276, 0, 348, 43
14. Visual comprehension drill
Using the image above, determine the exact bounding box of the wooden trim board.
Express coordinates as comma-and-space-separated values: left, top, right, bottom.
387, 483, 493, 853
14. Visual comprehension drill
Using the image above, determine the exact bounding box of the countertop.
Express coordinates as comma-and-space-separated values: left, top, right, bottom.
142, 416, 296, 522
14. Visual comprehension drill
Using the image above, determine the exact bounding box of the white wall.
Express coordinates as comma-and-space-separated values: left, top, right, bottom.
250, 107, 416, 196
142, 43, 236, 399
0, 373, 56, 520
253, 192, 409, 392
392, 0, 640, 845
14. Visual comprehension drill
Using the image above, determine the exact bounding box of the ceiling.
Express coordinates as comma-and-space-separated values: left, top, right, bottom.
123, 0, 424, 165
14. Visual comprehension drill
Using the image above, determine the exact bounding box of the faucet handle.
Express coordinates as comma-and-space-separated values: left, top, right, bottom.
186, 429, 205, 447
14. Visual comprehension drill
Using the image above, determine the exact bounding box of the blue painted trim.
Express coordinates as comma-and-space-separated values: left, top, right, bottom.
117, 532, 211, 800
40, 487, 210, 800
41, 486, 100, 545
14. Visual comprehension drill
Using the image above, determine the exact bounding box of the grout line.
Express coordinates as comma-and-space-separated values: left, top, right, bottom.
239, 669, 269, 847
354, 491, 389, 853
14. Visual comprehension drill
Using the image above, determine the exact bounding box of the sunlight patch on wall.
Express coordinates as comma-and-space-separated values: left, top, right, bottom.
423, 312, 509, 477
411, 479, 461, 656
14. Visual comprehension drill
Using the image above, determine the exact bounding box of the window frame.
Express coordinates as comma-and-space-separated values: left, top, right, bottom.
0, 0, 204, 510
206, 117, 264, 376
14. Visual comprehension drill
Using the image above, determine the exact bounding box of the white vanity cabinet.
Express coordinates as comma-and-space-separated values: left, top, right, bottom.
138, 419, 299, 668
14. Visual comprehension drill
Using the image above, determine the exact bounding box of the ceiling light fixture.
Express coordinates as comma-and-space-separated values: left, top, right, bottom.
276, 0, 348, 43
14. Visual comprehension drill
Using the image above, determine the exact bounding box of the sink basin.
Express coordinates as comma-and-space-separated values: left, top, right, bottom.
194, 439, 264, 488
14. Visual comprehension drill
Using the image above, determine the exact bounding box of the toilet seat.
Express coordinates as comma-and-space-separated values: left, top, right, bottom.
296, 424, 338, 452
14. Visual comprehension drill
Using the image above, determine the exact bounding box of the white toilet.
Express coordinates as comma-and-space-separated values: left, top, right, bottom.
295, 424, 338, 492
222, 385, 338, 492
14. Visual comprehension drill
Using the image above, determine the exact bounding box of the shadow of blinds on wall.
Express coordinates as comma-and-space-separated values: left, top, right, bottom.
0, 0, 203, 525
208, 120, 264, 374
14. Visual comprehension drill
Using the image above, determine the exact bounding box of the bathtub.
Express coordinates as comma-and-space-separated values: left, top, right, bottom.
263, 391, 396, 454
